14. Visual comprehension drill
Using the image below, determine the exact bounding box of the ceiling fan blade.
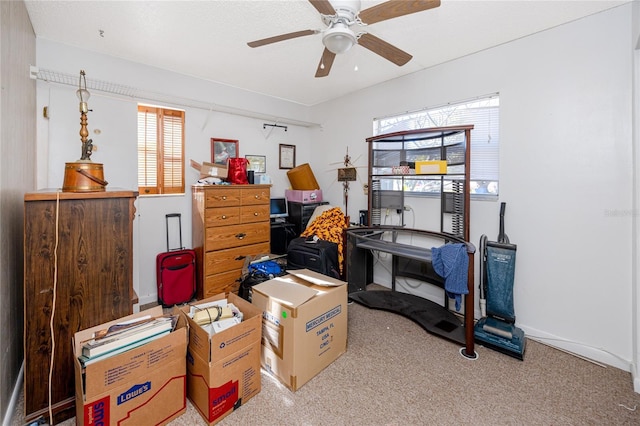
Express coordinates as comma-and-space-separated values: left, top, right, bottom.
315, 48, 336, 78
358, 33, 412, 66
247, 29, 318, 48
308, 0, 336, 16
359, 0, 441, 25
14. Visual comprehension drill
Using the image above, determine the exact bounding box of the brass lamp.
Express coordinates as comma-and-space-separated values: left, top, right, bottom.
77, 70, 93, 161
62, 70, 108, 192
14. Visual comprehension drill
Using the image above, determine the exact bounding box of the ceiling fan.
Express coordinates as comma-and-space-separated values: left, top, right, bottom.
247, 0, 441, 77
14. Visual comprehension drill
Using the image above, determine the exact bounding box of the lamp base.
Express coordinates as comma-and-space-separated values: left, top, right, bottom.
62, 161, 108, 192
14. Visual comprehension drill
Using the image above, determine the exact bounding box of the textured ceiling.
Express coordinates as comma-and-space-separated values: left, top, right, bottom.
24, 0, 628, 106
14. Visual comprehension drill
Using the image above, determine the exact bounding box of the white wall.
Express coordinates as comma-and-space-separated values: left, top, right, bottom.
34, 40, 314, 306
310, 4, 635, 371
33, 4, 636, 373
631, 0, 640, 393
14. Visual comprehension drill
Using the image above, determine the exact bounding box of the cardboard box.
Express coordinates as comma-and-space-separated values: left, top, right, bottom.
182, 293, 263, 424
415, 160, 447, 174
251, 269, 348, 391
191, 159, 228, 179
285, 189, 323, 204
187, 342, 261, 425
73, 306, 188, 426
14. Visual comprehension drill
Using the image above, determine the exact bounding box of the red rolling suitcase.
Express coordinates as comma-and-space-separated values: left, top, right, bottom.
156, 213, 196, 306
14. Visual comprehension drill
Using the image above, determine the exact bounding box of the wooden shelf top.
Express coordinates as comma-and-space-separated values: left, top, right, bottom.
24, 188, 139, 201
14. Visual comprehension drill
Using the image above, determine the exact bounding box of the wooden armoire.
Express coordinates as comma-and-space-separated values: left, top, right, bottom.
23, 189, 138, 424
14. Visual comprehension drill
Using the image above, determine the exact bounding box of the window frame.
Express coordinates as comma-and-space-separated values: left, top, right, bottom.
373, 94, 499, 198
137, 104, 185, 195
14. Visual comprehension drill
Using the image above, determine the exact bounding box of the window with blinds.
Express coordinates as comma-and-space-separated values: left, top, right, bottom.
137, 105, 185, 195
373, 94, 499, 196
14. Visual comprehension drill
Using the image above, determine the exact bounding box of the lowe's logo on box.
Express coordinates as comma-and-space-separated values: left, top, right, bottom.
117, 382, 151, 405
306, 305, 341, 332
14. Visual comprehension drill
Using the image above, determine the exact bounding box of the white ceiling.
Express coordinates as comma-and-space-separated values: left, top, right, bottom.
24, 0, 629, 106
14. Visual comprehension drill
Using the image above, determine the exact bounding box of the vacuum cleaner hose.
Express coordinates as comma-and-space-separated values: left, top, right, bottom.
479, 234, 488, 317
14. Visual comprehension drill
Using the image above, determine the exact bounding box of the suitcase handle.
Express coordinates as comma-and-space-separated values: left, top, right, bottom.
166, 213, 184, 251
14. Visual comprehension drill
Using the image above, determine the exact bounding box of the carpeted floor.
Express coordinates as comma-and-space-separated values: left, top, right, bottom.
12, 299, 640, 425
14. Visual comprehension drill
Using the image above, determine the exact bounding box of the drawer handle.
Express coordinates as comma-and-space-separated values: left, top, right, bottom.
221, 196, 227, 200
254, 212, 258, 216
235, 255, 246, 261
254, 195, 259, 199
221, 215, 227, 219
235, 233, 246, 240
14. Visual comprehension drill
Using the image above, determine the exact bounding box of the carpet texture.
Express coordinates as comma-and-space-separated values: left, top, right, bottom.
12, 301, 640, 425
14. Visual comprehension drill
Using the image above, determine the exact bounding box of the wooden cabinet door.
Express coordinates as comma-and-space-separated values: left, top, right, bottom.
23, 192, 135, 423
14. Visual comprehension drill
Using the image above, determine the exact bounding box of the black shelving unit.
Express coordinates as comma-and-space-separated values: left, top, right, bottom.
366, 125, 473, 241
287, 201, 330, 235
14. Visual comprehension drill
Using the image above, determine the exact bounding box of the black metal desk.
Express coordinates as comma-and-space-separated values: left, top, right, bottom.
346, 226, 476, 358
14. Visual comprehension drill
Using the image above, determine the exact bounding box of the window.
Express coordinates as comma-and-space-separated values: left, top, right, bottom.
137, 105, 185, 195
373, 94, 499, 196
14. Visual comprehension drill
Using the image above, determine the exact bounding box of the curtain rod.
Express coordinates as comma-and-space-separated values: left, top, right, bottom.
263, 123, 288, 131
29, 66, 320, 129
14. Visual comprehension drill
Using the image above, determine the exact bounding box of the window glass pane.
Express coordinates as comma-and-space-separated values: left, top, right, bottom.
137, 109, 158, 187
373, 95, 499, 196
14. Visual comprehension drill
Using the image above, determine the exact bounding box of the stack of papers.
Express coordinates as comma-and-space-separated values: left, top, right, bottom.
78, 316, 176, 365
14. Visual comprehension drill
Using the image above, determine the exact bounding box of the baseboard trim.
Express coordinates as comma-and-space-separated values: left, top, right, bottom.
137, 294, 158, 307
521, 324, 631, 372
632, 362, 640, 394
3, 361, 24, 426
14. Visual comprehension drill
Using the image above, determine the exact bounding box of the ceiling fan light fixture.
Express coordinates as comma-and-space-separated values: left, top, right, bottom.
322, 22, 356, 54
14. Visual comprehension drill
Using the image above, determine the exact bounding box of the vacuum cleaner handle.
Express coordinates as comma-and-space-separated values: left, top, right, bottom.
498, 202, 509, 244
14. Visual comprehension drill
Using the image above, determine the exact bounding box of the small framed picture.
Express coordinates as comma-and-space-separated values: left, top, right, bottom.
245, 155, 266, 173
211, 138, 238, 165
279, 144, 296, 169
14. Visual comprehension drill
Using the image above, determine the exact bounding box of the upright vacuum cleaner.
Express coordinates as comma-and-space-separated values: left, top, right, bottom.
474, 202, 526, 360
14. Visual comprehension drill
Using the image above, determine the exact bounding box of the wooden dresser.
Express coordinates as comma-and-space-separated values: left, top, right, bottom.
23, 189, 138, 424
192, 184, 271, 299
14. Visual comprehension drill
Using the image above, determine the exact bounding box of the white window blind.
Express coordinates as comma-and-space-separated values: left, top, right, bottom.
137, 105, 185, 195
373, 94, 500, 195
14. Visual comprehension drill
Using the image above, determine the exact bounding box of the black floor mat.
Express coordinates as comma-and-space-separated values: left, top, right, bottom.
349, 290, 466, 346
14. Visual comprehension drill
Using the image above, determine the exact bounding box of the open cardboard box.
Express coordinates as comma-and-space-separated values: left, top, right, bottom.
251, 269, 348, 391
180, 293, 263, 424
73, 306, 188, 426
190, 159, 228, 180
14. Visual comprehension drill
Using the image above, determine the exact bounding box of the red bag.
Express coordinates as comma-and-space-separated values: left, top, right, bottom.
227, 158, 249, 184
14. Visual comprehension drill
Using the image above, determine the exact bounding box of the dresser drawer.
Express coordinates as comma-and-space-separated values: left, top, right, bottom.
205, 187, 241, 208
205, 242, 270, 274
206, 206, 240, 227
205, 222, 270, 251
241, 187, 270, 205
203, 269, 243, 297
240, 204, 270, 224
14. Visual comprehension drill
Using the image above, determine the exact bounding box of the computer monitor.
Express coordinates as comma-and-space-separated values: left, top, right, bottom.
270, 197, 288, 220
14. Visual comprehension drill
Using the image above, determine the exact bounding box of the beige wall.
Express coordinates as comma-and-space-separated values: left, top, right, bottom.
0, 0, 36, 423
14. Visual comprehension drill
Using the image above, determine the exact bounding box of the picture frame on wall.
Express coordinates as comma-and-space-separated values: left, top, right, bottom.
246, 155, 266, 173
279, 144, 296, 169
211, 138, 238, 165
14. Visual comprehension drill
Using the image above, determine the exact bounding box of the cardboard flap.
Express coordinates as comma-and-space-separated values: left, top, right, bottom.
288, 269, 345, 287
253, 276, 318, 308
